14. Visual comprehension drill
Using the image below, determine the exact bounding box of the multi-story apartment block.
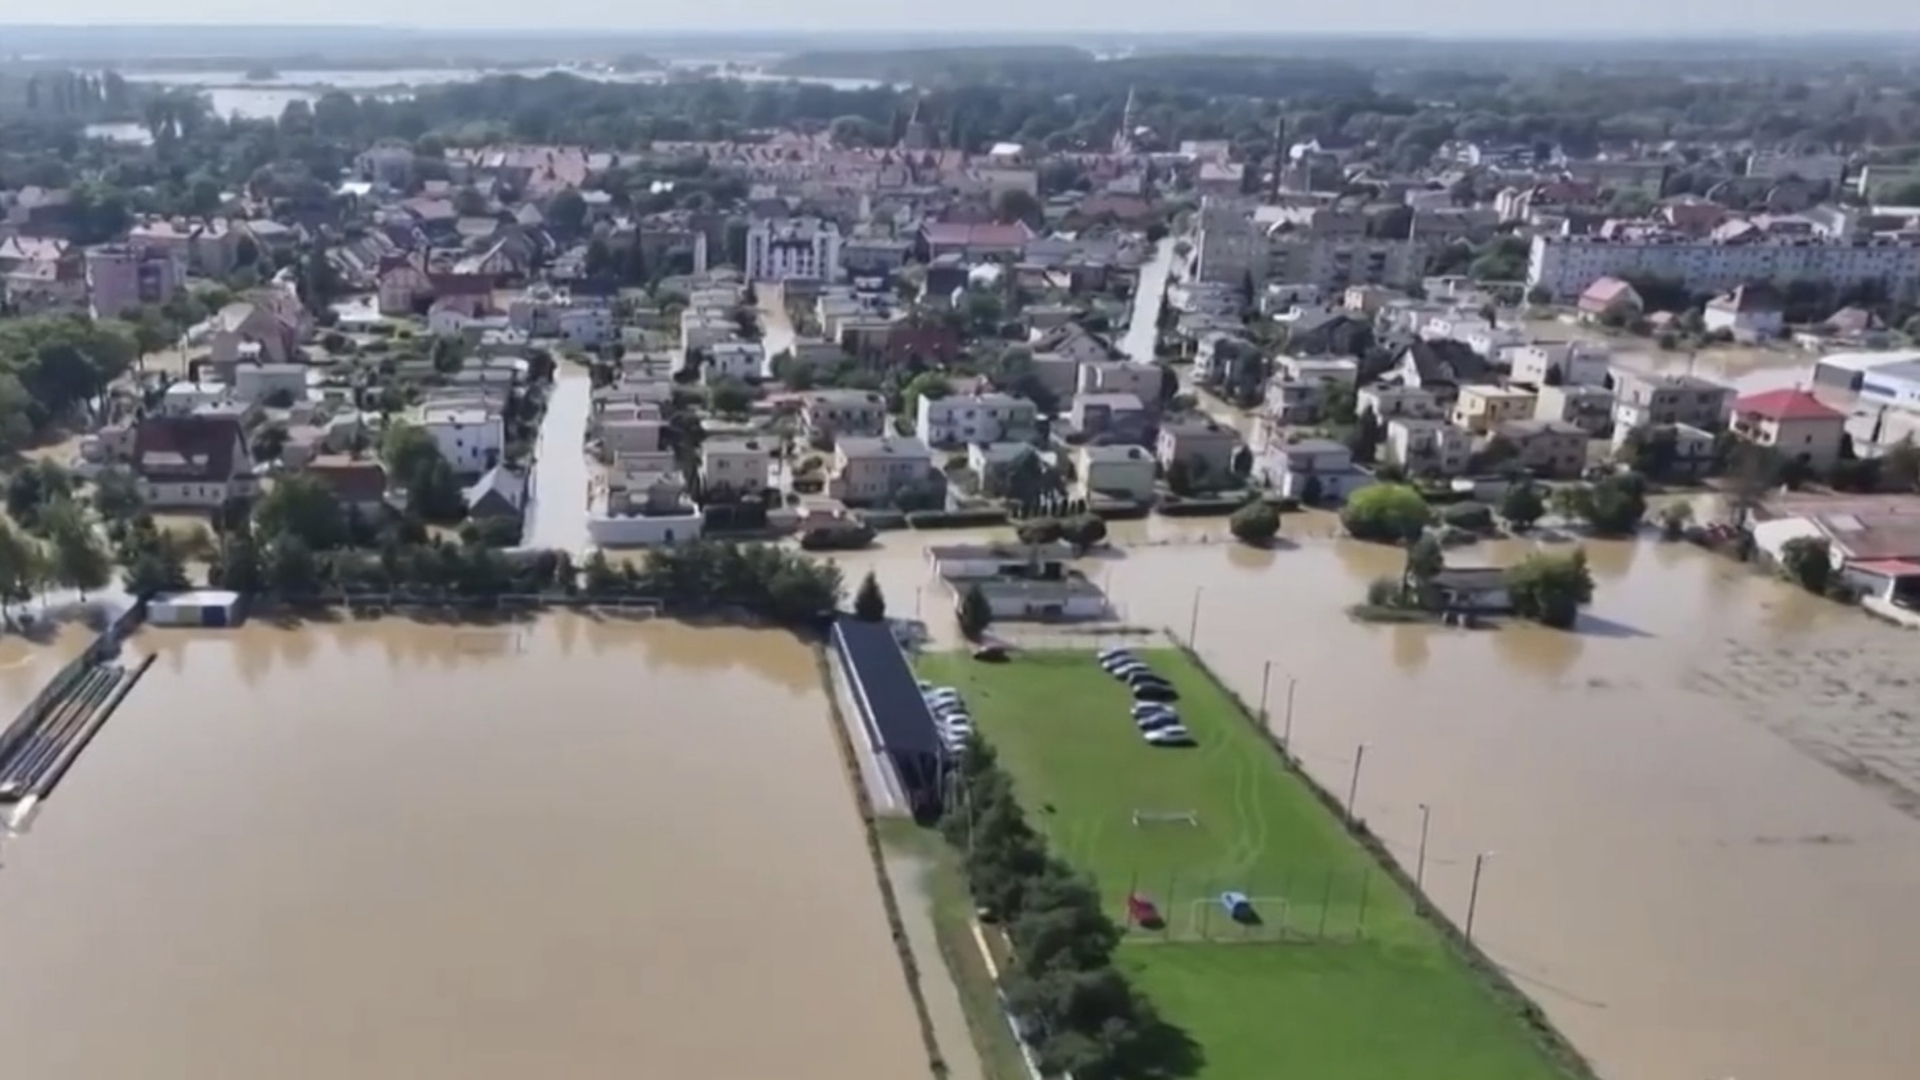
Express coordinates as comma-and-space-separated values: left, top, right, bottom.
915, 392, 1038, 448
1527, 233, 1920, 302
746, 217, 843, 282
698, 437, 774, 497
85, 243, 184, 319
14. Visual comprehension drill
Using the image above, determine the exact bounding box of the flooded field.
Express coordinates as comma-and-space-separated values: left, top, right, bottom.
840, 518, 1920, 1080
0, 615, 926, 1080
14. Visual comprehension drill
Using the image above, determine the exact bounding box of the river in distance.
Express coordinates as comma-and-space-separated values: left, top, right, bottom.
836, 515, 1920, 1080
0, 614, 926, 1080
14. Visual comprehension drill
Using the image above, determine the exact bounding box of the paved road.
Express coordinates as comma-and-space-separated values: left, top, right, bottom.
521, 369, 593, 556
1120, 236, 1176, 363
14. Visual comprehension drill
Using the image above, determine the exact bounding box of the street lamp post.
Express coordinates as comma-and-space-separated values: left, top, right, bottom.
1187, 587, 1202, 646
1465, 851, 1496, 944
1345, 743, 1368, 821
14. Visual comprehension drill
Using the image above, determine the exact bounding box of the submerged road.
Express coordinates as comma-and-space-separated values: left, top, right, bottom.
522, 368, 593, 556
1120, 236, 1176, 364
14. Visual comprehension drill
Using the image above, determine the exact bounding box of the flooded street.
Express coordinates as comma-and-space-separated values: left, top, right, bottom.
838, 521, 1920, 1080
523, 369, 592, 555
1121, 236, 1174, 364
0, 615, 925, 1080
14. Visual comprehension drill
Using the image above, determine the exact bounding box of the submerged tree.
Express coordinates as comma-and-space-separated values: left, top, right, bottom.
853, 570, 887, 621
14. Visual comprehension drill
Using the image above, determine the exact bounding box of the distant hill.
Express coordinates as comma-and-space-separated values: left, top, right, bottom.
768, 45, 1094, 84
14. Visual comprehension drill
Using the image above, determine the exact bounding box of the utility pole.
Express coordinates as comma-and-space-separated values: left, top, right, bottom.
1186, 586, 1202, 647
1257, 660, 1273, 723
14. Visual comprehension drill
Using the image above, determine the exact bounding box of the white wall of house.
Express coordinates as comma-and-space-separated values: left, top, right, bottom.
588, 511, 704, 547
422, 409, 505, 474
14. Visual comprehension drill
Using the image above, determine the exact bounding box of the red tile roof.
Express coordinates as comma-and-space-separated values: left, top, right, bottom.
1735, 388, 1843, 422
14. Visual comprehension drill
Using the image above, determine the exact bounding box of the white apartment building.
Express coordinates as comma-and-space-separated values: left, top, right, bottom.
420, 403, 505, 474
746, 217, 843, 282
1268, 235, 1429, 292
1191, 197, 1265, 285
1527, 234, 1920, 302
915, 392, 1039, 448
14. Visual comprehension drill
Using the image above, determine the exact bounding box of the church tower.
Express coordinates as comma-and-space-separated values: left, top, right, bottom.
1112, 86, 1137, 155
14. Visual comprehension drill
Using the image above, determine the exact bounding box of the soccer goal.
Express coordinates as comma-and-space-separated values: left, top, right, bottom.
1131, 809, 1200, 828
454, 629, 525, 654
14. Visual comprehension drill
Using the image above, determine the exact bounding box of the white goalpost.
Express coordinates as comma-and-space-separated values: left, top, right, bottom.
1131, 809, 1200, 827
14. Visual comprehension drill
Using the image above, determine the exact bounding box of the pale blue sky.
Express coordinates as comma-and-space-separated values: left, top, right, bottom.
2, 0, 1914, 35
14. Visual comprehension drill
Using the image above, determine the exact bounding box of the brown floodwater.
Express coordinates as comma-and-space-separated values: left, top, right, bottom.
0, 614, 927, 1080
838, 519, 1920, 1080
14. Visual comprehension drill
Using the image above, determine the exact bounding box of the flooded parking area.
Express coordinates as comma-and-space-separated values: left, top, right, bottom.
837, 520, 1920, 1080
0, 614, 925, 1080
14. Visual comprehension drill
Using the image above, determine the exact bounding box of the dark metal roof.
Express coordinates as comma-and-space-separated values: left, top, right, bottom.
832, 619, 944, 758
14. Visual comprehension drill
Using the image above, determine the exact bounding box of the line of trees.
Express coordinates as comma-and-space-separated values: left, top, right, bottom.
944, 736, 1190, 1079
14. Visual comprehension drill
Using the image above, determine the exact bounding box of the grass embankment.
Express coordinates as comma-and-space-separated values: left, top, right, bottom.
875, 818, 1037, 1080
916, 648, 1580, 1080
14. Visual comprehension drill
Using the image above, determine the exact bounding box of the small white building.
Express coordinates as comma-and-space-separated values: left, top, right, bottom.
420, 403, 505, 474
704, 339, 766, 383
233, 363, 309, 405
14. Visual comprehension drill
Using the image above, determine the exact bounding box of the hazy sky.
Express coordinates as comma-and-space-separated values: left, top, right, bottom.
2, 0, 1913, 35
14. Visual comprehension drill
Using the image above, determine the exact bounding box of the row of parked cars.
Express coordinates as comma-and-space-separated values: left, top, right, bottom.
1098, 648, 1194, 747
918, 682, 973, 754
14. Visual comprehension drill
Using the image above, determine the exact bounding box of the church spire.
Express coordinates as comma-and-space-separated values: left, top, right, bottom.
1112, 86, 1137, 155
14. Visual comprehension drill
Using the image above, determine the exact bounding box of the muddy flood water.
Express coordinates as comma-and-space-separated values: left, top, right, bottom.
0, 615, 925, 1080
841, 517, 1920, 1080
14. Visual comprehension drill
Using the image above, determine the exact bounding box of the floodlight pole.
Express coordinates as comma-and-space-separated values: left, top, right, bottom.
1187, 586, 1202, 646
1466, 851, 1496, 944
1415, 802, 1432, 900
1345, 743, 1368, 821
1257, 660, 1273, 722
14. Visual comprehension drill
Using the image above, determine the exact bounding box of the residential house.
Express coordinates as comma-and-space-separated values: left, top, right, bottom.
1451, 385, 1538, 436
1610, 370, 1734, 433
1493, 419, 1588, 478
1385, 418, 1473, 477
1704, 284, 1786, 342
1257, 437, 1373, 503
1534, 384, 1615, 436
968, 442, 1036, 487
305, 458, 390, 515
1507, 341, 1612, 388
420, 402, 505, 474
1156, 418, 1241, 487
1577, 277, 1645, 322
131, 415, 258, 509
207, 300, 300, 367
128, 217, 239, 277
916, 392, 1039, 448
1730, 388, 1848, 471
1385, 339, 1494, 408
232, 363, 308, 406
799, 390, 889, 442
466, 465, 528, 522
1072, 444, 1156, 502
705, 340, 767, 383
919, 221, 1034, 261
1358, 382, 1444, 420
1069, 392, 1151, 444
1286, 309, 1374, 357
377, 260, 433, 315
1032, 322, 1119, 366
699, 437, 775, 498
1076, 360, 1163, 403
1263, 377, 1327, 425
828, 436, 944, 506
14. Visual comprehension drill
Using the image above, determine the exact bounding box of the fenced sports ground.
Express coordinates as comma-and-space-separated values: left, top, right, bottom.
918, 647, 1573, 1080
